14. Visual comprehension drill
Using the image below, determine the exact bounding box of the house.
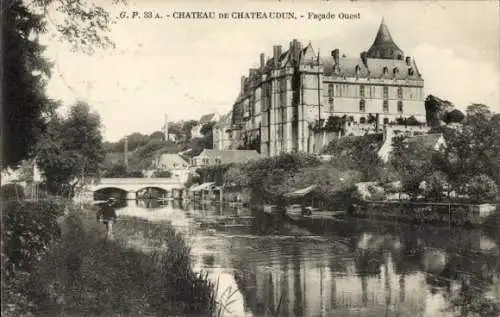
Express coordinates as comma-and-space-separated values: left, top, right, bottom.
212, 111, 233, 150
191, 113, 220, 138
378, 128, 446, 163
152, 153, 190, 182
190, 149, 263, 167
377, 125, 432, 162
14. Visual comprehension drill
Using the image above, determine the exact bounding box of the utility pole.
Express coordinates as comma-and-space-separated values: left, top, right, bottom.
124, 135, 129, 171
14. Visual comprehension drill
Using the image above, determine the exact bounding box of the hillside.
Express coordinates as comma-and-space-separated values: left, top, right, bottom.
101, 121, 214, 176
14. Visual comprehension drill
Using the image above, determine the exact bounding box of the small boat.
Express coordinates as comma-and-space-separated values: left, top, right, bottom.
286, 204, 306, 220
263, 204, 279, 214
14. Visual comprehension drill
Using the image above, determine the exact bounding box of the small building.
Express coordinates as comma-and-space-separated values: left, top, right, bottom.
190, 149, 263, 167
377, 125, 434, 162
152, 153, 190, 183
212, 110, 233, 150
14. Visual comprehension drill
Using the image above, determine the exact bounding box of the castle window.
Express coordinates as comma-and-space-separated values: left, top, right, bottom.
215, 158, 222, 165
397, 101, 403, 113
360, 85, 365, 98
383, 100, 389, 113
393, 67, 399, 76
360, 117, 366, 124
359, 99, 366, 112
383, 118, 389, 124
328, 83, 334, 97
408, 68, 414, 76
383, 67, 389, 75
383, 86, 389, 99
328, 97, 334, 112
335, 84, 341, 97
397, 87, 403, 99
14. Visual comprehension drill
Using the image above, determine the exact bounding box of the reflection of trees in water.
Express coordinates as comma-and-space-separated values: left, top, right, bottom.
426, 250, 500, 316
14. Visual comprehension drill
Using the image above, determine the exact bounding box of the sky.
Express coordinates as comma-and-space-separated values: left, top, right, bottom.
42, 0, 500, 142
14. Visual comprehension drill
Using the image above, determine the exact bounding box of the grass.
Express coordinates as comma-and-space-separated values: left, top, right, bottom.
24, 208, 217, 317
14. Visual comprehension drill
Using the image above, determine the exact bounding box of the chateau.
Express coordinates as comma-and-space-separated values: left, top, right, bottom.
213, 19, 426, 156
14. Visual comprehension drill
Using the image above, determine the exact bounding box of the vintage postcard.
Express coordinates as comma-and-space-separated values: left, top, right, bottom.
2, 0, 499, 316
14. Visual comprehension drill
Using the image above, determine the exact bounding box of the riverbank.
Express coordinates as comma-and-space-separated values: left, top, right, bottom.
2, 201, 217, 317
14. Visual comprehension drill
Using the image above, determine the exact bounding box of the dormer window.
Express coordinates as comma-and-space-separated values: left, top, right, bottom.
393, 67, 399, 76
383, 67, 388, 76
355, 65, 361, 76
408, 68, 414, 76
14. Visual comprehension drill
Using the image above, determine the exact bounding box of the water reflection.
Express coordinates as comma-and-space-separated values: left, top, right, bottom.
114, 200, 500, 317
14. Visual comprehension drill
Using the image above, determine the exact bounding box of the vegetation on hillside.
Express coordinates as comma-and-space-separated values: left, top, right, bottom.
390, 104, 499, 202
188, 102, 499, 206
102, 120, 215, 175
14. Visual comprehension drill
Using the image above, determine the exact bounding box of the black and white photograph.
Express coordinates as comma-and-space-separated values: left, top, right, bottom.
1, 1, 500, 316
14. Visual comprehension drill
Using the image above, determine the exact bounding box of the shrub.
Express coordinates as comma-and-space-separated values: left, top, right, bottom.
466, 174, 498, 202
26, 211, 216, 317
0, 183, 25, 200
3, 200, 65, 275
152, 170, 172, 178
2, 200, 65, 317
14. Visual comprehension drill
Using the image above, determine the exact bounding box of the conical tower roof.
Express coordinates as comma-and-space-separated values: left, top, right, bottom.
366, 18, 404, 60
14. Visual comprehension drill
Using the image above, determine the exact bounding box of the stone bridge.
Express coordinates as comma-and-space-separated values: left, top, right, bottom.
91, 178, 184, 200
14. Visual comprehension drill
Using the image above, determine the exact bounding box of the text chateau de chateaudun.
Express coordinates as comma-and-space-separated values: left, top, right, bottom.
211, 19, 427, 157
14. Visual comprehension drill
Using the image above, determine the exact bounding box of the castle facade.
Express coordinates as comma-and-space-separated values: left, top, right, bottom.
218, 19, 426, 156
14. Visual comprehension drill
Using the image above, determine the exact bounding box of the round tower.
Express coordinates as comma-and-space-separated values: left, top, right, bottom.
366, 18, 404, 60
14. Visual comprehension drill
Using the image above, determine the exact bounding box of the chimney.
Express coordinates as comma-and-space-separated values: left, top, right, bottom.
240, 76, 246, 93
405, 56, 411, 66
331, 49, 340, 65
290, 39, 302, 62
360, 51, 368, 68
260, 53, 265, 70
273, 45, 282, 67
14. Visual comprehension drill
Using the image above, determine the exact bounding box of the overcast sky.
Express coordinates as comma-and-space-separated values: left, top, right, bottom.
42, 0, 500, 142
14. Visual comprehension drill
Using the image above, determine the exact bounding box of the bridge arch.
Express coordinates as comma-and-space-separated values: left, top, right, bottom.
93, 187, 128, 201
136, 186, 169, 199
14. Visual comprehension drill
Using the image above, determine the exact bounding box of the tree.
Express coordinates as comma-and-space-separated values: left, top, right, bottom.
150, 131, 164, 140
102, 163, 128, 178
2, 3, 55, 168
37, 101, 105, 196
466, 174, 498, 202
390, 136, 436, 199
436, 104, 500, 187
2, 0, 118, 169
421, 171, 449, 201
182, 120, 199, 140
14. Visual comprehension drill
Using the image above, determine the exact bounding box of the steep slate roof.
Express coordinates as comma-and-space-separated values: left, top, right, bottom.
366, 18, 404, 59
214, 111, 233, 128
322, 56, 421, 80
404, 133, 445, 150
198, 149, 263, 165
154, 153, 189, 169
199, 113, 217, 124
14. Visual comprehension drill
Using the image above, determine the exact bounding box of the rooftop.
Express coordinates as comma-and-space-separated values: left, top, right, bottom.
197, 149, 264, 165
366, 18, 404, 60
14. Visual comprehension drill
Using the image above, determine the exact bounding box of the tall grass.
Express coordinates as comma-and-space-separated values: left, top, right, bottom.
25, 209, 217, 317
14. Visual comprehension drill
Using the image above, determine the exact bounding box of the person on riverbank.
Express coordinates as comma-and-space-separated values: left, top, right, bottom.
97, 197, 118, 238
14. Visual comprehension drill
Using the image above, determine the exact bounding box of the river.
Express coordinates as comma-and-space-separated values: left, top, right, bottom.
114, 199, 500, 317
